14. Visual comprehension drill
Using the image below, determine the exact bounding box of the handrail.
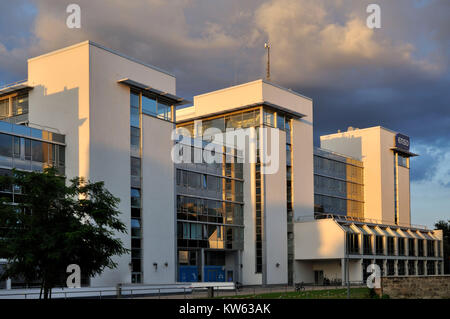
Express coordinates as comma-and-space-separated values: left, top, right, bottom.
0, 283, 237, 299
297, 213, 430, 231
0, 80, 28, 91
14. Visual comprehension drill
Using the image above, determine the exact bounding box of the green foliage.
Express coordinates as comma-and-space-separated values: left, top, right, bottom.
0, 168, 128, 298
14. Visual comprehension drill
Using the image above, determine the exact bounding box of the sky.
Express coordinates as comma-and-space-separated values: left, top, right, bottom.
0, 0, 449, 227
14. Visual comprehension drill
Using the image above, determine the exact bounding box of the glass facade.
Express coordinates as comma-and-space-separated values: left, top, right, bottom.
0, 92, 29, 119
178, 107, 261, 276
175, 136, 244, 282
314, 148, 364, 218
0, 123, 65, 173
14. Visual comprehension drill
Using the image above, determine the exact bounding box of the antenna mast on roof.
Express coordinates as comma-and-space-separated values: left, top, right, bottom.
264, 42, 271, 81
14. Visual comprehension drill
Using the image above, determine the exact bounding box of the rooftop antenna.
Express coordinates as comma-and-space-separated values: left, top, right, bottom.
264, 42, 271, 81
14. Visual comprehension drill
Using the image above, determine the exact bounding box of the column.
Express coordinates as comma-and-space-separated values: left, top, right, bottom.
201, 248, 205, 283
341, 258, 346, 286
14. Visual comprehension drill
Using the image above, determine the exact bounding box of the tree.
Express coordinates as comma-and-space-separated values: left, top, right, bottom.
0, 168, 128, 299
434, 220, 450, 274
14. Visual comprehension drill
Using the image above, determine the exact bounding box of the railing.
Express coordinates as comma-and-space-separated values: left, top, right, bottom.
0, 283, 367, 299
297, 213, 429, 230
0, 80, 28, 91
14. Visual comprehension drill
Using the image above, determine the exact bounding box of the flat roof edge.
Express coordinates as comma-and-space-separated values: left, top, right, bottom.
28, 40, 175, 78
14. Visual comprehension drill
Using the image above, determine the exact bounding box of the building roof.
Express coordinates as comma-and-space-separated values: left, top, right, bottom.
118, 78, 189, 106
0, 80, 32, 97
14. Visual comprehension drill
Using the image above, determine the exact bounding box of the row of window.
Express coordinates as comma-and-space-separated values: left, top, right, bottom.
130, 92, 143, 284
0, 93, 29, 118
177, 222, 244, 250
0, 133, 65, 171
177, 195, 244, 225
176, 169, 244, 202
130, 92, 173, 124
314, 194, 364, 218
314, 175, 364, 201
314, 155, 363, 183
350, 235, 441, 257
364, 259, 442, 277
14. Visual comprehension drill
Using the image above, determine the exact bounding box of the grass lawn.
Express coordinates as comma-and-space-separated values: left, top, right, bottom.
219, 287, 372, 299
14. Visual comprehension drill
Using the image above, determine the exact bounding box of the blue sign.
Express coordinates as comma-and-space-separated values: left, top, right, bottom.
179, 266, 198, 282
204, 266, 225, 282
395, 133, 410, 151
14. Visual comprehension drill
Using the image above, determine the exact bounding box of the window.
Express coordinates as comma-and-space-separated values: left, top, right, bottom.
398, 238, 405, 256
0, 98, 9, 117
426, 261, 435, 275
130, 92, 140, 108
387, 260, 395, 276
12, 93, 28, 115
130, 105, 139, 128
346, 233, 359, 254
398, 155, 408, 168
418, 239, 424, 256
130, 127, 140, 147
131, 218, 141, 238
131, 188, 141, 208
408, 260, 415, 275
31, 140, 44, 162
0, 134, 11, 157
387, 237, 395, 256
58, 145, 65, 167
417, 260, 424, 275
427, 240, 435, 257
277, 114, 285, 130
142, 95, 157, 116
363, 235, 372, 254
398, 261, 405, 275
375, 236, 384, 255
157, 101, 172, 121
408, 238, 415, 256
286, 144, 291, 165
263, 110, 274, 127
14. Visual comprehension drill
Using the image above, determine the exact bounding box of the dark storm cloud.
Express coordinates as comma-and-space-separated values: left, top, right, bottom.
0, 0, 449, 188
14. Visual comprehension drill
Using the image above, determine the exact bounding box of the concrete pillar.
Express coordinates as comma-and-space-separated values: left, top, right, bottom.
200, 248, 205, 282
341, 258, 346, 286
6, 279, 11, 290
394, 260, 398, 276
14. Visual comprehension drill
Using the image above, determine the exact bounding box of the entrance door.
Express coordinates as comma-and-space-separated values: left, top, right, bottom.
227, 270, 233, 282
204, 266, 225, 282
314, 270, 324, 285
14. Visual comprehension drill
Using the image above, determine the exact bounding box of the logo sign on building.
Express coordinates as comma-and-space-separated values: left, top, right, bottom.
395, 133, 410, 151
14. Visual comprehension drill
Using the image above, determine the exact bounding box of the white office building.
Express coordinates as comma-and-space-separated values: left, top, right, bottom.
0, 42, 443, 289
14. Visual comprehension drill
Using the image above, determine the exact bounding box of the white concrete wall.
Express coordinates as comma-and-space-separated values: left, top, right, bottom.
263, 127, 287, 285
293, 261, 314, 284
294, 219, 345, 260
141, 115, 176, 284
88, 43, 176, 286
398, 165, 411, 226
292, 117, 314, 219
28, 41, 91, 182
192, 80, 313, 119
312, 260, 342, 281
27, 41, 177, 286
320, 126, 411, 225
